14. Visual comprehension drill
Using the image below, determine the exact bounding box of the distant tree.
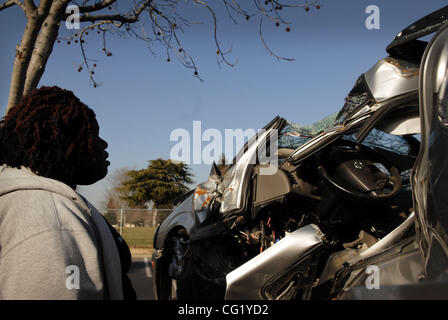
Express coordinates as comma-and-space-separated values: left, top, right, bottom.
119, 158, 193, 208
1, 0, 321, 114
101, 167, 131, 226
102, 167, 133, 209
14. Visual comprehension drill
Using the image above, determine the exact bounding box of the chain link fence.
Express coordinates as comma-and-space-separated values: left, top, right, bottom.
102, 208, 173, 248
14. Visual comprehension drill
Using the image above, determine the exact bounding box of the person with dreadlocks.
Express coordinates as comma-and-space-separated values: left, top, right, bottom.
0, 86, 135, 299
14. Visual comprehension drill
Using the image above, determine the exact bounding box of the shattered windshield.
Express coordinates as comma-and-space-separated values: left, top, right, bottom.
334, 76, 374, 125
343, 128, 411, 155
278, 123, 313, 150
280, 74, 375, 152
280, 113, 338, 150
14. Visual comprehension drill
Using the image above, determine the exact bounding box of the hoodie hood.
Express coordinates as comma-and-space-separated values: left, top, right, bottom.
0, 165, 79, 201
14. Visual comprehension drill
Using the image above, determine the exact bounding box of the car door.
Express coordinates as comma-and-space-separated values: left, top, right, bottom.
218, 116, 286, 216
412, 23, 448, 280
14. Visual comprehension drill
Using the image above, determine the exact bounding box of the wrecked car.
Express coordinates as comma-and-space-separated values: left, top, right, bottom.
152, 6, 448, 300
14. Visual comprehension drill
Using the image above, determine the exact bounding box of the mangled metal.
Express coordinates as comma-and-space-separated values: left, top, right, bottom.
364, 57, 420, 102
225, 224, 325, 300
413, 23, 448, 277
152, 6, 448, 300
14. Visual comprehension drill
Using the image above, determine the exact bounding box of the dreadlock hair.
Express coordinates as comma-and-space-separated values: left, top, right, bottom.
0, 86, 99, 187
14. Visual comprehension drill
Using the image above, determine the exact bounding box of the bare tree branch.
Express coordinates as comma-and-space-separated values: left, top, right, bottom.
77, 20, 117, 87
23, 0, 36, 11
146, 6, 203, 78
0, 0, 25, 12
77, 0, 116, 13
72, 0, 152, 23
259, 15, 294, 62
0, 0, 17, 11
5, 0, 321, 112
79, 13, 137, 23
194, 0, 237, 67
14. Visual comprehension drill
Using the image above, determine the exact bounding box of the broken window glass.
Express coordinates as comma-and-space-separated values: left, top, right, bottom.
335, 76, 374, 125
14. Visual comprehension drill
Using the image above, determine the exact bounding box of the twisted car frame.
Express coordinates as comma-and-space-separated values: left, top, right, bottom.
152, 6, 448, 300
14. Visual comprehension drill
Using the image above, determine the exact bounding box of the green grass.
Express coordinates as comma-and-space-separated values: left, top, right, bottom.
117, 227, 156, 248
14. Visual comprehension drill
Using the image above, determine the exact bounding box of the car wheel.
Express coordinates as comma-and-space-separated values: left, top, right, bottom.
159, 230, 229, 300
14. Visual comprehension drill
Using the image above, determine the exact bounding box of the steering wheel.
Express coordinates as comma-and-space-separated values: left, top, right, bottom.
316, 139, 402, 203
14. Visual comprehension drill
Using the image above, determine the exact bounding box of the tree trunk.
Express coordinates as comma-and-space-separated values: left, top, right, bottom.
23, 1, 68, 97
6, 13, 43, 113
5, 0, 68, 114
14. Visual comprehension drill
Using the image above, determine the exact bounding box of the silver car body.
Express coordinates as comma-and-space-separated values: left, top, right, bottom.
338, 22, 448, 299
154, 56, 420, 250
152, 6, 448, 300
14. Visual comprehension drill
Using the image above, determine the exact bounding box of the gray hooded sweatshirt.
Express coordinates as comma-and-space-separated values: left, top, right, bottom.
0, 166, 123, 299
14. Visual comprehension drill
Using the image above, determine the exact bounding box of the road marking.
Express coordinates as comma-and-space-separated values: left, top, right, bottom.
144, 257, 152, 278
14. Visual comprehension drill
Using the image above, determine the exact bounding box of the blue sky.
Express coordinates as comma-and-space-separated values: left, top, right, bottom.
1, 1, 446, 208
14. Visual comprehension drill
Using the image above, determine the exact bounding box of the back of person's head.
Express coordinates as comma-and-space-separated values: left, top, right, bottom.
0, 86, 108, 187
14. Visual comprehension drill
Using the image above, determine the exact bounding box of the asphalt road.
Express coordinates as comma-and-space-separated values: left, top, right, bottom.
128, 257, 155, 300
